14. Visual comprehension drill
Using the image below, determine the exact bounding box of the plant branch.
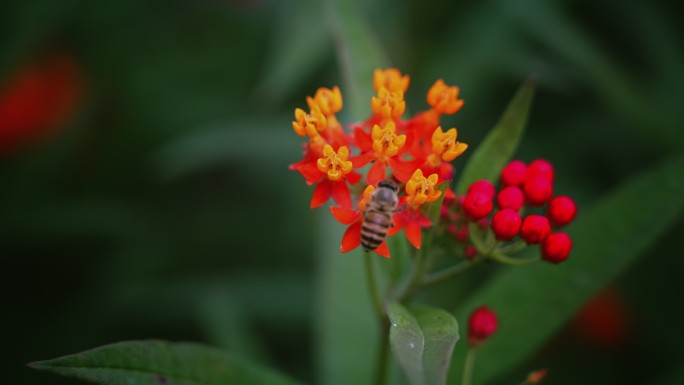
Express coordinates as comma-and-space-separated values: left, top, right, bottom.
421, 258, 483, 288
461, 347, 477, 385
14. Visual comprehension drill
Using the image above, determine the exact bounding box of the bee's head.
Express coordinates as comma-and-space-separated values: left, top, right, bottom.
378, 180, 399, 192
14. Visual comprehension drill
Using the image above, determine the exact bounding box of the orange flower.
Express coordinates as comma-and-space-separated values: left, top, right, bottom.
371, 87, 406, 120
309, 145, 361, 209
427, 79, 463, 115
292, 105, 326, 137
406, 169, 442, 207
307, 86, 343, 116
429, 127, 468, 163
329, 185, 391, 258
388, 169, 441, 248
373, 68, 410, 94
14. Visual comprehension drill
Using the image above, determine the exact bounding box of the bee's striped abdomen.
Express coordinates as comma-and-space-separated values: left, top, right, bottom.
361, 210, 391, 251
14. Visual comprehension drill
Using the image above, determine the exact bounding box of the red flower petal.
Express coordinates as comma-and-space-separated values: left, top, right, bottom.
311, 179, 332, 208
330, 206, 362, 225
388, 158, 418, 183
295, 161, 325, 185
341, 220, 362, 253
375, 242, 391, 258
346, 171, 362, 185
354, 127, 373, 152
350, 152, 375, 168
387, 209, 407, 236
445, 187, 456, 200
331, 180, 353, 209
405, 223, 422, 249
416, 212, 432, 227
367, 160, 387, 185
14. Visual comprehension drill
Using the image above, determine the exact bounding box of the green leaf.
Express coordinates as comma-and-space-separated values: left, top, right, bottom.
449, 152, 684, 385
456, 78, 536, 195
30, 340, 303, 385
388, 303, 460, 385
326, 0, 390, 121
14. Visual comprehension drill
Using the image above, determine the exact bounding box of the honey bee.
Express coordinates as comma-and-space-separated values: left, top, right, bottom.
361, 180, 401, 251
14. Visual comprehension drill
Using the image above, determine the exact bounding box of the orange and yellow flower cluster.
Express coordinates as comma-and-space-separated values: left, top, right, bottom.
290, 69, 468, 257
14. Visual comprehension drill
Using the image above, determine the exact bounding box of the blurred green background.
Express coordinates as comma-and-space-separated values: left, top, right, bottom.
2, 0, 683, 384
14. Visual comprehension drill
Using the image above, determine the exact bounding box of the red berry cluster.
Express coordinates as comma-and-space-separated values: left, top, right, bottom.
455, 159, 576, 263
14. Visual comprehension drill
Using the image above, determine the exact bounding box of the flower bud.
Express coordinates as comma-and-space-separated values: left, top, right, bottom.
496, 186, 524, 211
501, 160, 527, 187
462, 190, 493, 221
520, 215, 551, 244
468, 306, 497, 346
465, 245, 478, 260
523, 175, 553, 206
467, 179, 496, 198
454, 224, 469, 243
541, 232, 572, 263
527, 159, 554, 181
491, 208, 522, 241
547, 196, 577, 227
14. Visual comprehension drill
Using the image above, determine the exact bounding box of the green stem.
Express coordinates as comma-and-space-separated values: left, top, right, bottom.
488, 250, 541, 266
421, 258, 483, 288
374, 320, 390, 385
462, 347, 477, 385
365, 252, 384, 319
397, 234, 431, 302
364, 253, 389, 385
498, 239, 527, 255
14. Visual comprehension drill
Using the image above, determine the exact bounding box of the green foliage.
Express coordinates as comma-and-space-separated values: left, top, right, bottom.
4, 1, 684, 385
326, 0, 389, 120
388, 303, 460, 385
30, 341, 303, 385
456, 77, 535, 195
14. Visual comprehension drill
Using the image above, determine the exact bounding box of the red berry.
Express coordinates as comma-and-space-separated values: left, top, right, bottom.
496, 186, 524, 211
467, 179, 496, 198
523, 175, 553, 206
520, 215, 551, 244
468, 306, 497, 345
548, 196, 577, 226
501, 160, 527, 186
527, 159, 554, 181
464, 245, 478, 260
541, 232, 572, 263
491, 208, 522, 240
462, 191, 493, 221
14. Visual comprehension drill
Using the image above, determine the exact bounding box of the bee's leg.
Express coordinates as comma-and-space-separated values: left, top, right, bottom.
394, 204, 407, 214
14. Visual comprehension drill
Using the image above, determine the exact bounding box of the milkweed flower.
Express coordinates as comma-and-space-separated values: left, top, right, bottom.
290, 68, 470, 256
351, 121, 415, 185
309, 145, 361, 209
373, 68, 410, 94
388, 169, 441, 248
